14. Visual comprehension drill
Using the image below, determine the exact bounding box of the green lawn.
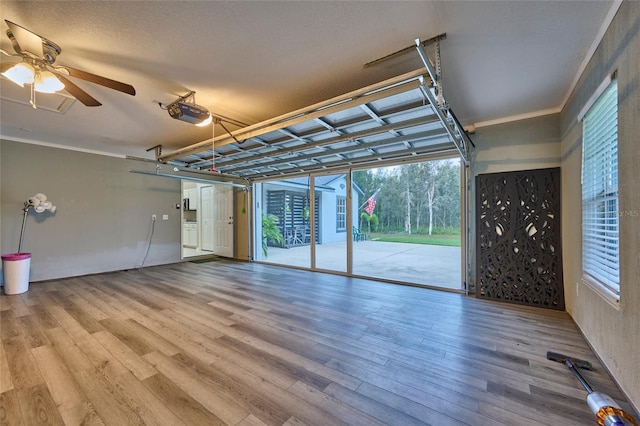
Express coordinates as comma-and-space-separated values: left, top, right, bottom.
367, 232, 461, 247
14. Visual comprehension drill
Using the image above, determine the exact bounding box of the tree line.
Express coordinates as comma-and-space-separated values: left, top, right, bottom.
353, 159, 461, 235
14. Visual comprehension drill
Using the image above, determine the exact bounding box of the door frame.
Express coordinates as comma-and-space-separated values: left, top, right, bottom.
180, 179, 236, 260
251, 156, 467, 292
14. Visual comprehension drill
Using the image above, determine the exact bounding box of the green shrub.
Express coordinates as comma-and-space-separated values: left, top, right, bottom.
262, 214, 284, 257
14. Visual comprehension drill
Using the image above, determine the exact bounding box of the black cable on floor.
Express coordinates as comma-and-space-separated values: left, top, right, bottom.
135, 217, 156, 268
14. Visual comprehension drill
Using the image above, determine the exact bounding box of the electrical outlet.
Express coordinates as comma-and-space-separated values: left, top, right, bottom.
152, 214, 157, 220
162, 214, 169, 220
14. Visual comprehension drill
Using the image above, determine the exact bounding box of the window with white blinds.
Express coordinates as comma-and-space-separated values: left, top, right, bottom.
581, 79, 619, 298
336, 196, 346, 231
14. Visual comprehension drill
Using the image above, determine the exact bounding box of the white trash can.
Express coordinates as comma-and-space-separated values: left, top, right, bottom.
1, 253, 32, 295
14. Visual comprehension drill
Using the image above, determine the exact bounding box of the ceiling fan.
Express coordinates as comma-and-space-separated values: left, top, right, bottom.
0, 20, 135, 107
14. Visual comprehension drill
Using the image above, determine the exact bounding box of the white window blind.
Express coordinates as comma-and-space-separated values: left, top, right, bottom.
581, 79, 619, 297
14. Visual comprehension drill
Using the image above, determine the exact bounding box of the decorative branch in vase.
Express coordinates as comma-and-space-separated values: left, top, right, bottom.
19, 193, 57, 253
1, 193, 57, 295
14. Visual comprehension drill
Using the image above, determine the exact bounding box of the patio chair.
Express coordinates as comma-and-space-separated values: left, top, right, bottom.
303, 225, 311, 244
352, 226, 366, 242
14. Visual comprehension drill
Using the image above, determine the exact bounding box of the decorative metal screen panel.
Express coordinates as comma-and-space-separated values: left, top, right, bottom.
476, 168, 564, 310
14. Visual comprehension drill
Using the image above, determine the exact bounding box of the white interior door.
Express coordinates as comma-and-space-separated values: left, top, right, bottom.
201, 186, 214, 251
213, 186, 234, 257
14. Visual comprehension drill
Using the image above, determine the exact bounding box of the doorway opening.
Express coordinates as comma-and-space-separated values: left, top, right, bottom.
181, 180, 234, 260
351, 159, 462, 290
252, 158, 464, 291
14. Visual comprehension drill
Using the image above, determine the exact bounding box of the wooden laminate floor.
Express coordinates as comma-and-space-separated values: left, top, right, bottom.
0, 260, 636, 425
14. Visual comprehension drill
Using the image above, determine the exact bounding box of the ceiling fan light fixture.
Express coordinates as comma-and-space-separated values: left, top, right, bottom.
2, 62, 35, 86
34, 70, 65, 93
4, 20, 135, 107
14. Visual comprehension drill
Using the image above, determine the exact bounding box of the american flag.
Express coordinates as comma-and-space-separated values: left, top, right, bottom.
364, 190, 379, 215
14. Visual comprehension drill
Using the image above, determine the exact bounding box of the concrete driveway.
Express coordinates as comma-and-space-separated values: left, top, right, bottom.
263, 240, 462, 291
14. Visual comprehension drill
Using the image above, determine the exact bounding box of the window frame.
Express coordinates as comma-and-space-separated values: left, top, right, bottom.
336, 196, 346, 232
580, 76, 620, 307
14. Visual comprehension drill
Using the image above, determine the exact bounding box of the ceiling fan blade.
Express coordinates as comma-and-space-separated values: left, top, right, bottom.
5, 20, 44, 59
56, 74, 102, 107
61, 66, 136, 96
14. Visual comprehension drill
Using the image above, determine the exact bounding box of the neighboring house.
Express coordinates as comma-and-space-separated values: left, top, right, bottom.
261, 176, 363, 248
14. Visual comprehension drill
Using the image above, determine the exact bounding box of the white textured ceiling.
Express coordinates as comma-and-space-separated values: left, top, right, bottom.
0, 1, 615, 158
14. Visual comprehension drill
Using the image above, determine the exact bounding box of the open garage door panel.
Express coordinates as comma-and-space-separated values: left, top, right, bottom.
158, 63, 473, 180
